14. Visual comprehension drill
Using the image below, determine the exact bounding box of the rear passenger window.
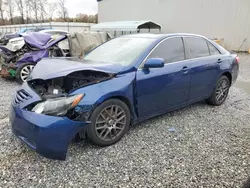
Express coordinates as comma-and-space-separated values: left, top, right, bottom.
184, 37, 209, 59
207, 42, 221, 55
148, 37, 185, 63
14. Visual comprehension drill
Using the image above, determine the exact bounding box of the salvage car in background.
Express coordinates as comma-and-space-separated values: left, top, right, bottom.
4, 29, 70, 58
0, 27, 50, 45
0, 32, 66, 83
10, 33, 239, 160
0, 31, 111, 83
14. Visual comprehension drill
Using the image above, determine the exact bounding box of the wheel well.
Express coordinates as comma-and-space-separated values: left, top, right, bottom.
109, 96, 134, 120
110, 96, 132, 111
222, 72, 232, 85
76, 96, 134, 140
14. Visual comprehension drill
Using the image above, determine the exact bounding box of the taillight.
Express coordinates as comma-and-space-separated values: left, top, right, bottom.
236, 56, 240, 63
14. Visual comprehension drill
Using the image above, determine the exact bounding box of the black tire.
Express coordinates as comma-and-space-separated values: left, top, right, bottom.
206, 75, 230, 106
16, 63, 35, 84
87, 99, 131, 147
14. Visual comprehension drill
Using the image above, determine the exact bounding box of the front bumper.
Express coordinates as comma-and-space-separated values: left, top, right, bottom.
10, 104, 89, 160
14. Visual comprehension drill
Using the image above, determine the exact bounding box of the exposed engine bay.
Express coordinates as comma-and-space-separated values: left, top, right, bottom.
28, 70, 114, 98
0, 45, 29, 64
0, 45, 65, 78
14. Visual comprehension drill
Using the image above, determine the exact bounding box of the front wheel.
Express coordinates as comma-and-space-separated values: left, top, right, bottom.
16, 63, 35, 84
87, 99, 131, 147
206, 75, 230, 106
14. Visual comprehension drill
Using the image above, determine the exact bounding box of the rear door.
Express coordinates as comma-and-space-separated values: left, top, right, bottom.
183, 36, 222, 102
136, 37, 191, 117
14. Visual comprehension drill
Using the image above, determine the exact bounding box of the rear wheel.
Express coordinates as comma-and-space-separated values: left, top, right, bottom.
87, 99, 131, 146
206, 75, 230, 106
16, 63, 35, 84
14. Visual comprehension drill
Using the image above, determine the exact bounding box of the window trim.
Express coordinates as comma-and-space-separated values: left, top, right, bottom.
206, 41, 211, 55
183, 36, 211, 60
139, 36, 185, 68
138, 36, 222, 69
206, 41, 221, 55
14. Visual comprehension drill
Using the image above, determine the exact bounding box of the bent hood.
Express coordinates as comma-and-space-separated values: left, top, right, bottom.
23, 33, 67, 49
28, 57, 126, 80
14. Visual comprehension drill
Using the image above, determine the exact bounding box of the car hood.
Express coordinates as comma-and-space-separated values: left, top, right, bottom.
28, 57, 126, 80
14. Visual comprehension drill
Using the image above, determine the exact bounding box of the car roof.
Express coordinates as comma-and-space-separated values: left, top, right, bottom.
122, 33, 229, 56
122, 33, 207, 40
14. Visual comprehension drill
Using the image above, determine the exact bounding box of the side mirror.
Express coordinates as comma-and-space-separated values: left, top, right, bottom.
144, 58, 165, 69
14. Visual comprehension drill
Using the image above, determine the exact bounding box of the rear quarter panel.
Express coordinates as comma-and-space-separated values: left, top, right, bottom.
219, 54, 238, 85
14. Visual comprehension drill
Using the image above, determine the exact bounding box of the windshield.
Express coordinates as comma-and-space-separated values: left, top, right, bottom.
84, 37, 155, 66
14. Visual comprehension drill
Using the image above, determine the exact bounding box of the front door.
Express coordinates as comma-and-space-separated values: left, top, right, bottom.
136, 37, 191, 118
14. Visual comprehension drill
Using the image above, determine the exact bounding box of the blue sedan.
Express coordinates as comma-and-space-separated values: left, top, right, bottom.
10, 33, 239, 160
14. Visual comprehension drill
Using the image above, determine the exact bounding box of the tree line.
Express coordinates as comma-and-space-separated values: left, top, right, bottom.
0, 0, 98, 25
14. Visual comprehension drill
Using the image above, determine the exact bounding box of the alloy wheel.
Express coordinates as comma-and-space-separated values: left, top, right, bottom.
95, 105, 126, 142
20, 65, 34, 82
215, 79, 230, 103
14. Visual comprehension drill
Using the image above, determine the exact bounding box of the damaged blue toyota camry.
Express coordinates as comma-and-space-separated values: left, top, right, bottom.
10, 34, 239, 160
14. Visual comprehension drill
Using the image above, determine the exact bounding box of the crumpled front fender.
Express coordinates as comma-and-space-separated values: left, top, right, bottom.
71, 71, 138, 121
17, 50, 49, 66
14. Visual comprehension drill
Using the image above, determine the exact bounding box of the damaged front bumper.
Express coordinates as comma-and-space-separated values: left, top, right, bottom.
9, 82, 90, 160
10, 104, 89, 160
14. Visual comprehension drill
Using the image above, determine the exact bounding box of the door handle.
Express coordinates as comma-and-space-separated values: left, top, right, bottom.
217, 59, 222, 64
182, 66, 189, 73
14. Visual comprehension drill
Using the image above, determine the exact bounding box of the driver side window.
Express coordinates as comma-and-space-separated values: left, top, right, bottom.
148, 37, 185, 64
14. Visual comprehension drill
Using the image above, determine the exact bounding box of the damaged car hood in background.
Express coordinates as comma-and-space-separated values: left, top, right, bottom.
28, 58, 127, 80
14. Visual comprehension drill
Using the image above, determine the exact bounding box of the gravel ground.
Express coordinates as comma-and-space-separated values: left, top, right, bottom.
0, 54, 250, 188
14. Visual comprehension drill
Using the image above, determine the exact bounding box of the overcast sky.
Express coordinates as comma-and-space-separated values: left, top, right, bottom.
49, 0, 98, 17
